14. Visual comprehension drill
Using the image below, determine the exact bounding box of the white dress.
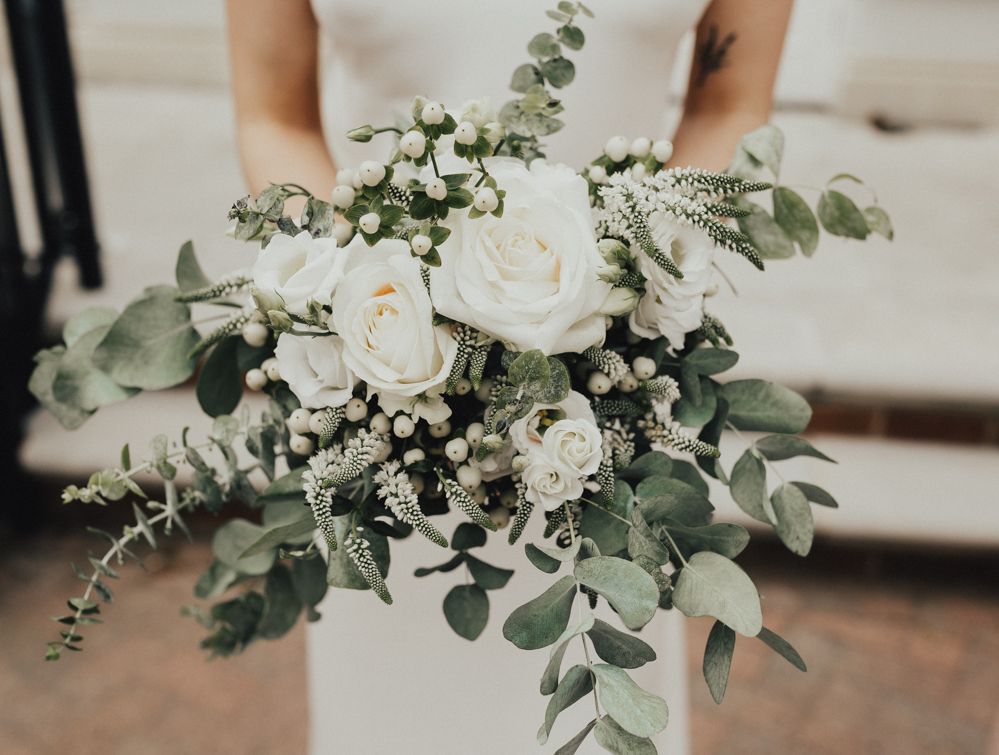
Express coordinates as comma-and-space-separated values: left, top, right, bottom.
306, 2, 708, 753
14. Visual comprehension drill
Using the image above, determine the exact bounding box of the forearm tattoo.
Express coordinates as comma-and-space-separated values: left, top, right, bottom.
694, 24, 737, 87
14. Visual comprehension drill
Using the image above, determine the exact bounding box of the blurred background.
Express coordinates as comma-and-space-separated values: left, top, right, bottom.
1, 0, 997, 753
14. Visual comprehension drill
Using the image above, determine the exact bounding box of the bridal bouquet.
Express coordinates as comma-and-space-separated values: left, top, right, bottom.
33, 3, 891, 752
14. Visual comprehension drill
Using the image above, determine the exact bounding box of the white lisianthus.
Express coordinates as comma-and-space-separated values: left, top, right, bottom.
629, 221, 716, 350
430, 159, 611, 355
251, 231, 345, 316
330, 236, 458, 423
274, 331, 355, 409
509, 391, 603, 511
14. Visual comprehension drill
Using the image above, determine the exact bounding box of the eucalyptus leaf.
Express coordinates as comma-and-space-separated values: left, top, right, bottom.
538, 664, 593, 744
672, 376, 716, 428
541, 614, 595, 695
771, 482, 814, 556
502, 575, 577, 650
620, 452, 671, 482
528, 32, 561, 58
636, 477, 714, 527
239, 516, 315, 559
53, 325, 136, 411
291, 556, 328, 612
451, 522, 487, 551
574, 556, 659, 631
863, 205, 894, 240
212, 519, 277, 576
196, 337, 243, 417
660, 520, 750, 559
628, 508, 671, 566
62, 307, 118, 347
773, 187, 819, 256
592, 664, 669, 738
327, 518, 390, 591
720, 379, 811, 434
684, 348, 739, 375
443, 584, 489, 640
579, 481, 631, 555
729, 450, 771, 524
587, 618, 657, 669
257, 564, 303, 640
533, 540, 581, 563
736, 199, 795, 260
755, 434, 835, 463
175, 240, 211, 292
672, 551, 763, 636
553, 719, 597, 755
593, 716, 658, 755
511, 63, 543, 93
465, 555, 514, 590
739, 125, 784, 177
818, 190, 869, 239
703, 620, 736, 704
758, 627, 807, 671
542, 57, 575, 88
790, 481, 839, 508
525, 543, 562, 573
29, 347, 94, 429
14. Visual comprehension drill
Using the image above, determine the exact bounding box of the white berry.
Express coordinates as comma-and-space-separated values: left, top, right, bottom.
453, 378, 472, 396
288, 408, 313, 435
241, 322, 269, 348
403, 448, 426, 465
474, 379, 493, 402
264, 361, 281, 382
455, 121, 477, 145
399, 130, 427, 158
652, 139, 674, 163
604, 135, 630, 163
344, 397, 368, 422
587, 371, 613, 395
428, 420, 452, 439
245, 368, 267, 391
445, 437, 469, 463
473, 187, 499, 212
456, 464, 482, 492
472, 484, 488, 505
336, 168, 356, 187
421, 101, 445, 125
331, 184, 356, 209
617, 371, 639, 393
489, 506, 510, 529
369, 412, 391, 435
588, 165, 608, 184
465, 422, 485, 449
333, 223, 354, 247
393, 414, 415, 438
426, 178, 448, 201
289, 434, 314, 456
632, 356, 656, 380
411, 234, 433, 256
308, 411, 328, 435
359, 212, 381, 235
358, 160, 386, 187
631, 163, 647, 181
630, 137, 651, 158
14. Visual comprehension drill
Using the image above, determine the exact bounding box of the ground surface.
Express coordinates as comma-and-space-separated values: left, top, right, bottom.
1, 527, 996, 755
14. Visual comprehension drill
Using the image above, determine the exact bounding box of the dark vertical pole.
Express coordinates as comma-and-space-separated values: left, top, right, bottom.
5, 0, 101, 301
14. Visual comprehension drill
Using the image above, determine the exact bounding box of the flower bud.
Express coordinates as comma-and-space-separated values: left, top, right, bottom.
267, 310, 294, 332
599, 287, 641, 316
346, 125, 376, 143
250, 286, 284, 315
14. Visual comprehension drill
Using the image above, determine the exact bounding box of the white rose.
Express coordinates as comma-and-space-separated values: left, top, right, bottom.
251, 231, 346, 316
429, 159, 612, 355
542, 418, 602, 478
629, 221, 715, 350
274, 331, 355, 409
522, 457, 584, 512
330, 236, 458, 422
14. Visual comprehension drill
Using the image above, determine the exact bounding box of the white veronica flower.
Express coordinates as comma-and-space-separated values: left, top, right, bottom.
251, 230, 346, 316
429, 159, 611, 355
629, 221, 716, 350
330, 236, 458, 423
274, 331, 356, 410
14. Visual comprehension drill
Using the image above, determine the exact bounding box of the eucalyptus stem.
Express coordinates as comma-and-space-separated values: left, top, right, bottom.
565, 501, 603, 719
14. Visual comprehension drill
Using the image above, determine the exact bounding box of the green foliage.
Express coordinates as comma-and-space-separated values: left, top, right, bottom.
636, 476, 713, 527
719, 379, 812, 434
574, 556, 658, 631
755, 434, 835, 462
443, 584, 489, 640
735, 198, 795, 260
672, 551, 763, 636
541, 614, 594, 695
502, 575, 576, 650
579, 480, 631, 555
175, 240, 211, 292
538, 664, 593, 744
553, 719, 597, 755
773, 187, 819, 256
212, 520, 277, 576
465, 555, 514, 589
758, 627, 807, 671
451, 522, 488, 551
818, 190, 869, 239
593, 716, 658, 755
702, 620, 736, 704
593, 663, 669, 738
770, 482, 814, 556
326, 518, 390, 591
525, 543, 562, 573
791, 481, 839, 508
729, 450, 772, 523
196, 337, 243, 417
863, 205, 894, 240
586, 619, 657, 669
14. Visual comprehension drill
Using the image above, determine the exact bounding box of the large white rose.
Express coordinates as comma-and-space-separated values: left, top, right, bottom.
274, 331, 355, 409
429, 159, 611, 355
252, 230, 346, 316
629, 220, 716, 350
521, 458, 584, 512
330, 236, 458, 422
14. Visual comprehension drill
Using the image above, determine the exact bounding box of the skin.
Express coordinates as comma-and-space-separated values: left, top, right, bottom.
226, 0, 793, 193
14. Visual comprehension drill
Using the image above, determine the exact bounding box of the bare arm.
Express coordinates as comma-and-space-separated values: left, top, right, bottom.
226, 0, 337, 200
669, 0, 793, 170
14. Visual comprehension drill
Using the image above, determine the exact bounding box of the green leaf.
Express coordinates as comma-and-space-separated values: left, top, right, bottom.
817, 190, 869, 239
661, 520, 750, 560
62, 307, 118, 347
541, 614, 595, 695
92, 285, 200, 389
672, 551, 763, 636
736, 199, 796, 260
507, 349, 550, 391
502, 575, 577, 650
574, 556, 659, 631
703, 620, 736, 704
758, 627, 807, 671
212, 519, 277, 576
196, 337, 243, 417
672, 376, 716, 428
538, 664, 593, 745
53, 323, 136, 411
593, 664, 669, 738
755, 434, 835, 463
532, 540, 582, 563
579, 480, 632, 555
528, 32, 561, 58
413, 553, 465, 577
239, 516, 315, 559
525, 543, 562, 573
620, 452, 671, 483
465, 555, 514, 590
443, 584, 489, 640
291, 556, 328, 612
257, 467, 307, 507
451, 522, 487, 551
773, 187, 819, 256
729, 450, 772, 524
790, 481, 839, 508
628, 508, 671, 566
29, 347, 93, 429
863, 206, 894, 240
553, 720, 597, 755
194, 559, 238, 600
593, 716, 657, 755
537, 356, 571, 403
257, 564, 303, 640
542, 57, 575, 88
771, 482, 814, 556
720, 379, 812, 434
557, 24, 585, 50
587, 618, 657, 669
510, 63, 543, 93
739, 125, 784, 176
175, 240, 211, 292
684, 348, 739, 375
326, 518, 390, 591
636, 477, 714, 527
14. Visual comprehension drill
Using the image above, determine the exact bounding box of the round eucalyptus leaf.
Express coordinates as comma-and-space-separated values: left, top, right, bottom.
443, 584, 489, 641
592, 664, 669, 738
817, 190, 869, 239
719, 379, 811, 434
574, 557, 659, 631
586, 618, 657, 669
771, 482, 814, 556
593, 716, 657, 755
672, 551, 763, 636
502, 575, 576, 650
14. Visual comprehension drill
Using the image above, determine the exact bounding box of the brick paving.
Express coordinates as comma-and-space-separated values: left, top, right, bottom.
1, 528, 996, 755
